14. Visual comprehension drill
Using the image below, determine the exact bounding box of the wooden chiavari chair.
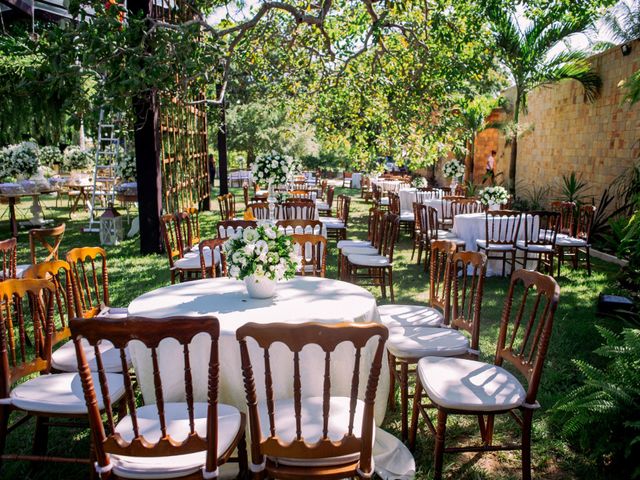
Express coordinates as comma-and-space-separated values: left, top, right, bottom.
0, 237, 17, 280
477, 210, 522, 277
321, 194, 351, 241
71, 315, 247, 479
439, 196, 464, 230
0, 278, 126, 470
247, 202, 270, 220
186, 207, 201, 246
346, 213, 399, 301
342, 171, 353, 188
175, 211, 194, 256
281, 201, 316, 220
292, 234, 327, 277
316, 185, 335, 216
555, 204, 596, 276
217, 220, 258, 239
199, 238, 227, 278
421, 207, 466, 271
160, 213, 184, 284
515, 211, 560, 275
236, 321, 387, 479
410, 269, 560, 480
276, 219, 323, 236
29, 224, 66, 265
388, 250, 487, 441
549, 201, 575, 237
412, 203, 428, 265
217, 193, 236, 221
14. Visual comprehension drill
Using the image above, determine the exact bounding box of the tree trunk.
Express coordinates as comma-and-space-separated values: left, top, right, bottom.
217, 91, 229, 196
468, 132, 476, 183
508, 93, 521, 195
247, 146, 255, 171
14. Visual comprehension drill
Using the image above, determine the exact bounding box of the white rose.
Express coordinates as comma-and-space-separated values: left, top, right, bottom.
229, 265, 240, 278
255, 240, 269, 255
265, 227, 277, 239
243, 244, 255, 256
243, 228, 259, 243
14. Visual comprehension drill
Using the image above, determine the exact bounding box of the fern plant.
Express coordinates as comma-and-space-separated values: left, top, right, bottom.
554, 326, 640, 477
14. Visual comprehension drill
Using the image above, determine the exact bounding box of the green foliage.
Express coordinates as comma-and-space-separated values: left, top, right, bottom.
38, 145, 64, 167
560, 171, 591, 204
513, 182, 551, 210
554, 326, 640, 478
62, 146, 92, 171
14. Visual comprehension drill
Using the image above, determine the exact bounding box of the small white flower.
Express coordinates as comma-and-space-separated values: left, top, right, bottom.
229, 265, 240, 278
243, 228, 259, 243
265, 227, 277, 239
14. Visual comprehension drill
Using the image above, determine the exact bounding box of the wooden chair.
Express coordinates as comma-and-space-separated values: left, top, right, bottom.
317, 179, 328, 201
320, 195, 351, 241
175, 211, 195, 256
186, 207, 201, 246
218, 193, 236, 220
243, 183, 251, 207
217, 220, 258, 239
477, 210, 522, 277
550, 201, 575, 237
346, 213, 400, 301
361, 176, 373, 202
439, 196, 464, 230
292, 234, 327, 277
409, 269, 560, 480
555, 204, 596, 276
0, 278, 126, 470
412, 203, 428, 265
29, 224, 66, 265
66, 246, 128, 319
276, 219, 323, 236
236, 321, 387, 479
342, 171, 353, 188
288, 189, 312, 199
372, 183, 389, 211
247, 202, 270, 220
0, 237, 17, 280
516, 211, 560, 275
388, 250, 487, 441
338, 209, 384, 281
71, 314, 248, 479
421, 207, 466, 271
160, 213, 184, 284
316, 186, 335, 216
199, 238, 227, 278
280, 201, 316, 220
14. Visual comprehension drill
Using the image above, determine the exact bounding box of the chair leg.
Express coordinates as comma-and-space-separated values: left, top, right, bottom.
433, 409, 448, 480
400, 361, 409, 442
586, 246, 592, 276
521, 409, 534, 480
485, 413, 495, 445
387, 354, 396, 412
388, 268, 394, 303
33, 415, 49, 458
0, 406, 9, 469
408, 381, 423, 451
237, 431, 248, 478
557, 247, 562, 277
380, 269, 387, 299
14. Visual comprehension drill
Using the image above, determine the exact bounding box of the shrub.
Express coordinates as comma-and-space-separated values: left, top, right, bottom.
38, 145, 63, 167
62, 146, 92, 171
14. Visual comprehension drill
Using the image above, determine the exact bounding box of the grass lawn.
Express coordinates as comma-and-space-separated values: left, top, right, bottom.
0, 185, 621, 479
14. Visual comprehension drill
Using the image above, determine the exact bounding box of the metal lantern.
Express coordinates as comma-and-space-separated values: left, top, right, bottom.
100, 203, 124, 246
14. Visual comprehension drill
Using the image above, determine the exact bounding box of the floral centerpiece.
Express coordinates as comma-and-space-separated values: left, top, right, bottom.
478, 185, 509, 208
442, 159, 465, 184
223, 224, 301, 298
38, 146, 63, 168
251, 152, 300, 190
411, 176, 426, 188
0, 141, 40, 181
63, 146, 92, 171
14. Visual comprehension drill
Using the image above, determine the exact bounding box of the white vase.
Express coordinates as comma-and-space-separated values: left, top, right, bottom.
244, 275, 277, 299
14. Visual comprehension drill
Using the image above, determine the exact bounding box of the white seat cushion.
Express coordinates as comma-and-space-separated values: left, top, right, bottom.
257, 396, 371, 467
378, 198, 390, 206
320, 218, 346, 229
341, 246, 378, 256
439, 232, 465, 246
387, 326, 469, 359
555, 236, 588, 247
110, 403, 242, 479
97, 306, 130, 318
174, 249, 220, 270
347, 254, 390, 267
15, 264, 30, 279
52, 338, 130, 373
316, 201, 330, 211
476, 239, 514, 251
515, 240, 554, 252
400, 213, 415, 222
337, 240, 371, 249
417, 357, 526, 412
10, 372, 125, 414
378, 304, 443, 328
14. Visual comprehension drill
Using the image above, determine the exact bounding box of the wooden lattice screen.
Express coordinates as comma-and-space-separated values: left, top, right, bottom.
153, 0, 210, 214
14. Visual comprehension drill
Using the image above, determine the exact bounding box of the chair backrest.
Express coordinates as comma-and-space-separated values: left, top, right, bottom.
454, 184, 466, 197
70, 315, 223, 475
29, 224, 66, 265
523, 211, 560, 247
449, 252, 487, 355
495, 269, 560, 406
217, 220, 258, 239
388, 192, 400, 215
175, 211, 193, 254
281, 202, 316, 220
337, 195, 351, 227
576, 205, 596, 242
292, 234, 327, 277
288, 190, 311, 199
199, 238, 226, 278
248, 202, 270, 220
452, 198, 482, 216
425, 206, 441, 241
429, 240, 457, 314
440, 187, 452, 196
276, 219, 323, 236
484, 210, 522, 245
160, 213, 181, 266
413, 203, 425, 237
66, 247, 109, 318
379, 213, 400, 261
325, 186, 335, 208
0, 237, 17, 280
218, 193, 236, 221
236, 322, 388, 476
243, 183, 250, 207
549, 201, 575, 236
186, 207, 201, 245
0, 279, 55, 397
23, 260, 75, 349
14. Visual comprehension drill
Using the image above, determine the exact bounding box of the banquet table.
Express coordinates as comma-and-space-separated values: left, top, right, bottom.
452, 212, 537, 276
0, 191, 54, 236
371, 179, 404, 193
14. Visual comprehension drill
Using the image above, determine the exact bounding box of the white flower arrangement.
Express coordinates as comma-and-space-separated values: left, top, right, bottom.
442, 159, 465, 180
63, 146, 92, 171
251, 151, 300, 186
411, 176, 426, 188
223, 225, 301, 281
38, 146, 63, 167
115, 151, 137, 181
478, 185, 509, 207
0, 141, 40, 180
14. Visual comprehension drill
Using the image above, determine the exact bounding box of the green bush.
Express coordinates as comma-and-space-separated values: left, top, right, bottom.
554, 326, 640, 478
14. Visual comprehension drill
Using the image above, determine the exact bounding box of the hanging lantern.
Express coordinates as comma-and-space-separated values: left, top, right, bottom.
100, 203, 124, 246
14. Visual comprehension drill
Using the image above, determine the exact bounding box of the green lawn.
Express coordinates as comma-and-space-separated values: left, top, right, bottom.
0, 185, 620, 479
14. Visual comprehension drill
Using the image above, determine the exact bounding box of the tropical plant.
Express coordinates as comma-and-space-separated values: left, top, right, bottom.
599, 0, 640, 46
513, 182, 551, 211
456, 95, 500, 179
560, 172, 592, 204
486, 6, 602, 193
554, 326, 640, 478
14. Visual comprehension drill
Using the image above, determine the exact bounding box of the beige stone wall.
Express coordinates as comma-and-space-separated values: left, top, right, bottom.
475, 39, 640, 204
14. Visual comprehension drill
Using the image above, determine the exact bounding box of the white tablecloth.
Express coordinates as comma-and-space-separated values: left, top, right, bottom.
371, 179, 404, 193
452, 213, 535, 276
127, 277, 389, 424
398, 188, 416, 214
351, 173, 362, 189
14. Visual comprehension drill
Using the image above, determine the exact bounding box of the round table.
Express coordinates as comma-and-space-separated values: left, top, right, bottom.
128, 276, 389, 424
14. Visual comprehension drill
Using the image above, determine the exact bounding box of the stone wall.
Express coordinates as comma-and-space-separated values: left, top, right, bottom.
472, 39, 640, 204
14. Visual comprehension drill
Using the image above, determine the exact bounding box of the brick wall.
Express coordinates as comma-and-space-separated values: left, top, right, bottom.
472, 40, 640, 203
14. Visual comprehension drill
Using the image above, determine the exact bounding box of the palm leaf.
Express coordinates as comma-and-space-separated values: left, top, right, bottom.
534, 50, 601, 102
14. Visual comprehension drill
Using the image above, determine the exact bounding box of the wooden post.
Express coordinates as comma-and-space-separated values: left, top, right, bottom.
130, 0, 163, 254
216, 83, 229, 196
